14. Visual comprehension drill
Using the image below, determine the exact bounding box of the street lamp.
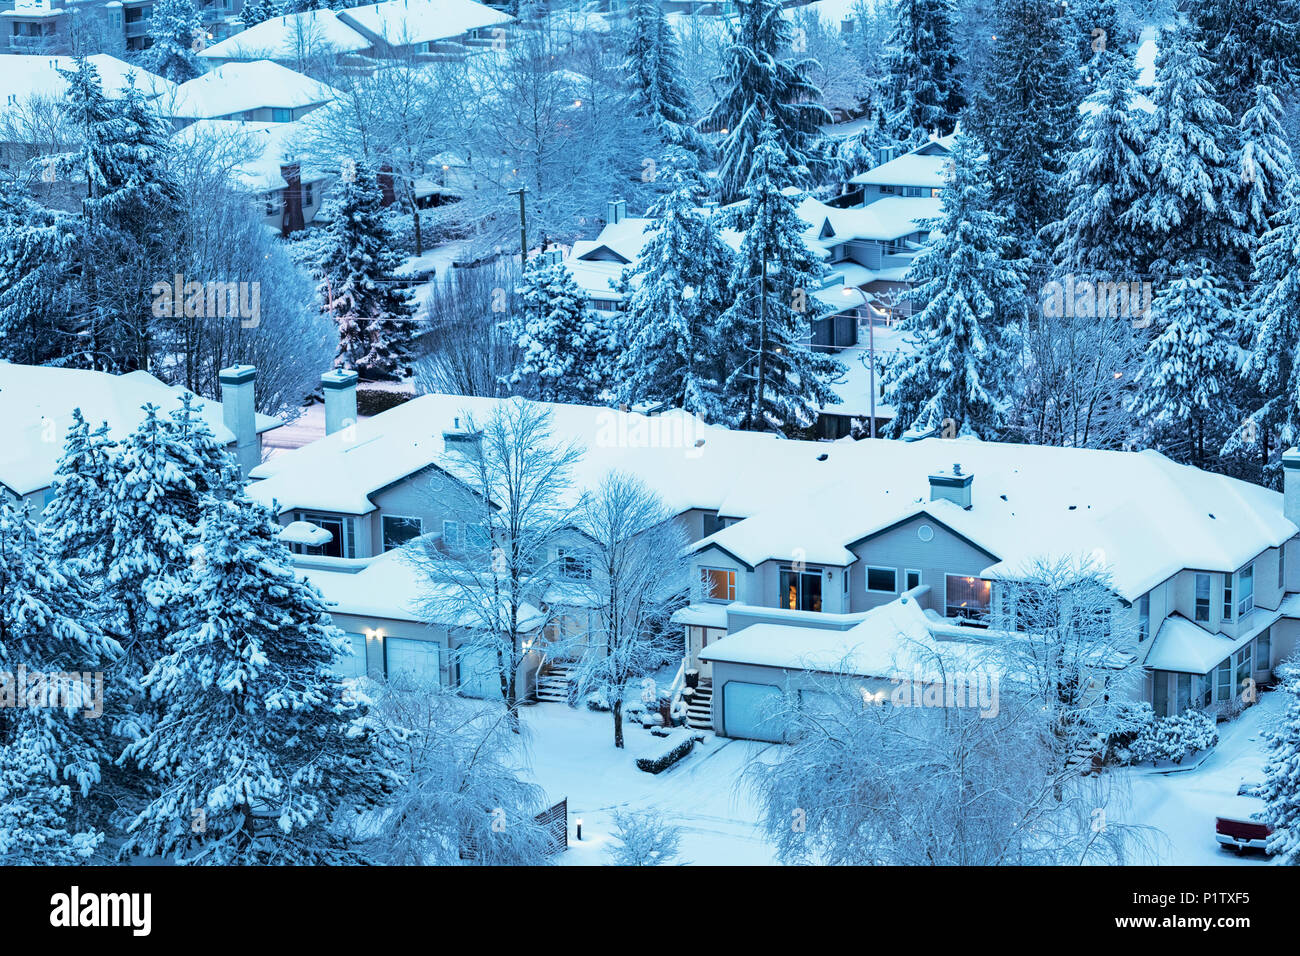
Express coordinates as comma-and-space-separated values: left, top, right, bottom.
840, 286, 877, 439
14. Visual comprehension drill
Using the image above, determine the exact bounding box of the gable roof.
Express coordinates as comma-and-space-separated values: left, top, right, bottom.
0, 54, 176, 112
170, 119, 328, 191
338, 0, 512, 47
0, 363, 280, 498
162, 61, 340, 119
198, 10, 372, 61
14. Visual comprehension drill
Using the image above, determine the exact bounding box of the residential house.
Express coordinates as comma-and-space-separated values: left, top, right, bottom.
0, 362, 282, 512
1, 0, 244, 55
196, 9, 373, 69
335, 0, 512, 60
159, 59, 339, 128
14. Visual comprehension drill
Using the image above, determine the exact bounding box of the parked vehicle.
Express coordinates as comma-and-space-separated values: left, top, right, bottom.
1215, 815, 1273, 854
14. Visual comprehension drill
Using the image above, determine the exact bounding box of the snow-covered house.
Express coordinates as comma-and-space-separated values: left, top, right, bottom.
0, 0, 243, 55
0, 362, 282, 512
170, 119, 331, 232
677, 436, 1300, 736
334, 0, 512, 60
197, 9, 374, 68
159, 60, 339, 128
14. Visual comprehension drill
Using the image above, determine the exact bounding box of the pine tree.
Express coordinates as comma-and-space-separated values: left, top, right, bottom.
0, 192, 79, 366
41, 408, 117, 572
1236, 84, 1295, 246
238, 0, 281, 26
623, 0, 706, 155
969, 0, 1083, 261
1048, 53, 1151, 274
1235, 180, 1300, 476
884, 0, 965, 138
510, 258, 615, 404
1068, 0, 1138, 84
882, 134, 1027, 438
1133, 265, 1235, 466
1193, 0, 1300, 121
0, 499, 118, 861
123, 492, 394, 864
617, 168, 732, 416
141, 0, 205, 83
717, 123, 844, 432
1127, 23, 1249, 282
706, 0, 831, 204
314, 162, 417, 380
1262, 661, 1300, 862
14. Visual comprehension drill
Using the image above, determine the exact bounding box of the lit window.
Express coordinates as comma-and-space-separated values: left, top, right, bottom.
945, 575, 991, 622
701, 567, 735, 602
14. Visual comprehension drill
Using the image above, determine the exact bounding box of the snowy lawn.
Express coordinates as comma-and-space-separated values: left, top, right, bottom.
1113, 691, 1283, 865
516, 702, 778, 866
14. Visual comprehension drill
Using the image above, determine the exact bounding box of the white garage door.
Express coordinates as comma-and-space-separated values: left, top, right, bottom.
458, 646, 500, 699
723, 681, 788, 743
330, 632, 368, 678
385, 638, 441, 686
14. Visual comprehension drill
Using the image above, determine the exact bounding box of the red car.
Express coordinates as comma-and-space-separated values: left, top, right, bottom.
1215, 815, 1273, 854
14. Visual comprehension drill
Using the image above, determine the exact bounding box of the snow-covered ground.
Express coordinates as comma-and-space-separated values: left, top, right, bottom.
517, 703, 778, 865
514, 690, 1285, 865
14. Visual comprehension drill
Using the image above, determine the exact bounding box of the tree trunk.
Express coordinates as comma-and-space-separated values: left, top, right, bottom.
613, 698, 624, 749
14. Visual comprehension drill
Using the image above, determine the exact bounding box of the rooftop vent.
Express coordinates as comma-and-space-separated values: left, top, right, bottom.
928, 463, 973, 510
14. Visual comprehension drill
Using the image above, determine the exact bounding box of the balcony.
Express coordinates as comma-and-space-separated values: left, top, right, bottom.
8, 33, 60, 52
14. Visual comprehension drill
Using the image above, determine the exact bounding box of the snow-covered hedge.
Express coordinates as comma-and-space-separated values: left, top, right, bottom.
634, 729, 694, 774
1129, 710, 1219, 764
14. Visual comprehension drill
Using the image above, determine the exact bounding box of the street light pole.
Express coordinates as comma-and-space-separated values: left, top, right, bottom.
508, 186, 529, 266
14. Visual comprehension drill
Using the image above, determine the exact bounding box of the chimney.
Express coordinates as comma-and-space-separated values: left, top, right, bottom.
322, 368, 358, 436
606, 197, 626, 225
1284, 448, 1300, 527
928, 463, 973, 510
218, 365, 259, 476
442, 416, 482, 458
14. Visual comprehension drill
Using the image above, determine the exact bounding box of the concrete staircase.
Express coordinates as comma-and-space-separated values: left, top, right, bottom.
536, 663, 573, 704
684, 679, 714, 731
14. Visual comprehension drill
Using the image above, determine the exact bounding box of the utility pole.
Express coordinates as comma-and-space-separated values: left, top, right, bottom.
508, 186, 529, 266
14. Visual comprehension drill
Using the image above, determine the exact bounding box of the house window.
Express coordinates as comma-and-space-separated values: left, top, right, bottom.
1153, 672, 1168, 717
382, 515, 422, 551
298, 512, 351, 558
701, 567, 735, 602
1257, 627, 1271, 672
1280, 543, 1287, 590
1194, 573, 1211, 623
904, 569, 921, 591
557, 547, 592, 581
1234, 644, 1253, 695
1177, 673, 1192, 712
272, 107, 292, 122
1215, 659, 1231, 702
945, 575, 991, 622
865, 566, 896, 593
303, 181, 314, 206
1138, 593, 1150, 642
702, 512, 727, 537
780, 566, 823, 612
1238, 564, 1254, 618
441, 520, 461, 548
264, 192, 279, 217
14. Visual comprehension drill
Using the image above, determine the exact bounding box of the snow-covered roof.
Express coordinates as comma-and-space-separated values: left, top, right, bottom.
170, 119, 327, 191
198, 10, 372, 61
300, 546, 545, 628
161, 61, 339, 119
700, 593, 1001, 681
1144, 610, 1280, 673
0, 54, 176, 111
338, 0, 512, 47
795, 194, 940, 242
849, 152, 950, 188
691, 437, 1294, 604
246, 394, 861, 521
0, 363, 281, 498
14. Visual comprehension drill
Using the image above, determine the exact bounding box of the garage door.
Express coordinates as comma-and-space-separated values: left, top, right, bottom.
330, 632, 368, 679
385, 638, 441, 686
457, 646, 501, 700
723, 681, 788, 743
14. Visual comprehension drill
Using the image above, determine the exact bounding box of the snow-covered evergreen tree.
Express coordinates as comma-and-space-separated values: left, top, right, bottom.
883, 0, 965, 138
617, 168, 732, 416
238, 0, 281, 26
0, 498, 118, 861
1128, 23, 1249, 281
623, 0, 706, 155
706, 0, 831, 203
1133, 265, 1235, 465
969, 0, 1083, 260
717, 123, 843, 432
1236, 84, 1296, 245
883, 135, 1027, 438
41, 408, 117, 572
313, 161, 417, 380
1048, 53, 1151, 274
1193, 0, 1300, 121
123, 491, 394, 864
140, 0, 205, 83
510, 258, 615, 404
0, 192, 80, 367
1262, 660, 1300, 862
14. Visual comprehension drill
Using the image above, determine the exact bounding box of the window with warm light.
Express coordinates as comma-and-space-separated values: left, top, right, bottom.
945, 574, 991, 621
701, 567, 736, 602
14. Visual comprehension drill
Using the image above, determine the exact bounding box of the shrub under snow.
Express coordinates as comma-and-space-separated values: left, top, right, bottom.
1129, 710, 1219, 764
